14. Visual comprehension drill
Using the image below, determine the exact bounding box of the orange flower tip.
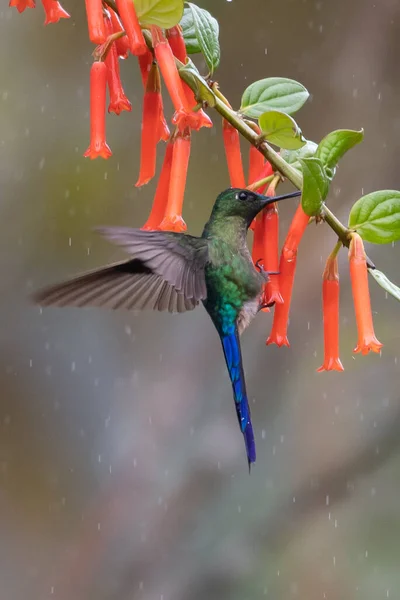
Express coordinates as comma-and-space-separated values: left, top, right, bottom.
42, 0, 70, 24
10, 0, 35, 12
135, 176, 153, 188
159, 215, 187, 233
353, 338, 383, 355
108, 97, 132, 115
83, 143, 112, 160
266, 334, 290, 347
261, 307, 270, 313
316, 358, 344, 372
171, 109, 199, 132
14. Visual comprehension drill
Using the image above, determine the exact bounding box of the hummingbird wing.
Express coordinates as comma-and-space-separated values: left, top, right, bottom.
95, 227, 209, 301
33, 230, 209, 313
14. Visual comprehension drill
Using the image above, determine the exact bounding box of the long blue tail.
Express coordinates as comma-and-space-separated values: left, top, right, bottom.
221, 329, 256, 468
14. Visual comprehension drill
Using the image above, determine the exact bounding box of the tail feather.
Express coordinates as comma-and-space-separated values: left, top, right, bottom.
221, 329, 256, 467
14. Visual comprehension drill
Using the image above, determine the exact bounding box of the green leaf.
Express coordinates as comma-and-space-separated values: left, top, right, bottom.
258, 110, 306, 150
369, 268, 400, 302
186, 3, 220, 75
348, 190, 400, 244
316, 129, 364, 170
135, 0, 184, 28
240, 77, 309, 119
299, 157, 329, 216
281, 140, 318, 173
180, 6, 200, 53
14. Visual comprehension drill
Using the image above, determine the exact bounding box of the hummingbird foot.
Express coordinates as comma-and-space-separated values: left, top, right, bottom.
254, 259, 279, 282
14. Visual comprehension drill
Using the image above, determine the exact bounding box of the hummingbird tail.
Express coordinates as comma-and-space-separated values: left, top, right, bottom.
221, 329, 256, 467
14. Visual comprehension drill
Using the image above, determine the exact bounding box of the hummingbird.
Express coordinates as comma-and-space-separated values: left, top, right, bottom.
33, 187, 301, 468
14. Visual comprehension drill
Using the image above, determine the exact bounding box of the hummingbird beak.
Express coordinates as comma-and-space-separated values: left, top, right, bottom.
261, 190, 302, 207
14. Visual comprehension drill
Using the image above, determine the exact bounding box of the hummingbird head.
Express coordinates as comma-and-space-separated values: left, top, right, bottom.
212, 188, 302, 226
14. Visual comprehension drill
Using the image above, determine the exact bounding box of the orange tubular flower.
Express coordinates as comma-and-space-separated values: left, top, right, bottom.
251, 216, 270, 313
248, 146, 265, 187
349, 233, 383, 355
115, 0, 147, 56
262, 189, 283, 306
266, 204, 309, 347
109, 9, 130, 59
84, 0, 106, 44
9, 0, 35, 12
141, 141, 174, 230
137, 49, 170, 143
152, 26, 198, 132
83, 62, 112, 160
104, 17, 132, 115
41, 0, 69, 24
167, 26, 212, 131
317, 255, 344, 372
222, 119, 246, 188
136, 63, 164, 187
159, 129, 191, 232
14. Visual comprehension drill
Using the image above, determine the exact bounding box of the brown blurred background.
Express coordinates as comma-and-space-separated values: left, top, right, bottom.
1, 1, 400, 598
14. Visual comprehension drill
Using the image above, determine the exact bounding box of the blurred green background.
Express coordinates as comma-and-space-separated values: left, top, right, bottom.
1, 1, 400, 598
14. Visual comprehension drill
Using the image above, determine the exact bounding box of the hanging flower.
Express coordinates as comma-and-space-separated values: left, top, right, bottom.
41, 0, 69, 24
84, 0, 106, 44
349, 233, 383, 355
222, 119, 246, 188
261, 187, 283, 306
104, 16, 131, 115
115, 0, 147, 56
141, 141, 174, 231
266, 204, 309, 346
166, 25, 212, 131
83, 61, 112, 160
152, 26, 198, 132
108, 8, 130, 59
159, 129, 191, 232
317, 254, 344, 372
136, 63, 165, 187
9, 0, 35, 12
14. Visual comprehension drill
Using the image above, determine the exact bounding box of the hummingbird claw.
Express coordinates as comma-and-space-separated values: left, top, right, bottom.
255, 259, 279, 282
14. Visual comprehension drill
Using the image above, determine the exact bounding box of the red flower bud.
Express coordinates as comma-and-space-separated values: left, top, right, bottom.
317, 255, 344, 372
84, 0, 106, 44
141, 141, 174, 230
266, 204, 309, 346
104, 16, 131, 115
349, 233, 383, 355
136, 63, 165, 187
83, 61, 112, 160
159, 130, 191, 232
115, 0, 147, 56
152, 26, 198, 132
9, 0, 35, 12
41, 0, 69, 24
222, 119, 246, 188
109, 9, 130, 59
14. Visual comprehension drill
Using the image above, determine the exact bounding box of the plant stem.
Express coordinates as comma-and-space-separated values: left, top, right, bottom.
247, 174, 274, 192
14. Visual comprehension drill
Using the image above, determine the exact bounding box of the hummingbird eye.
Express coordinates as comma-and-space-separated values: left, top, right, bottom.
238, 191, 248, 201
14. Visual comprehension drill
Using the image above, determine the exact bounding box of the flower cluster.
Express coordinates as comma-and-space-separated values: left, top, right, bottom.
11, 0, 393, 373
82, 4, 212, 232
